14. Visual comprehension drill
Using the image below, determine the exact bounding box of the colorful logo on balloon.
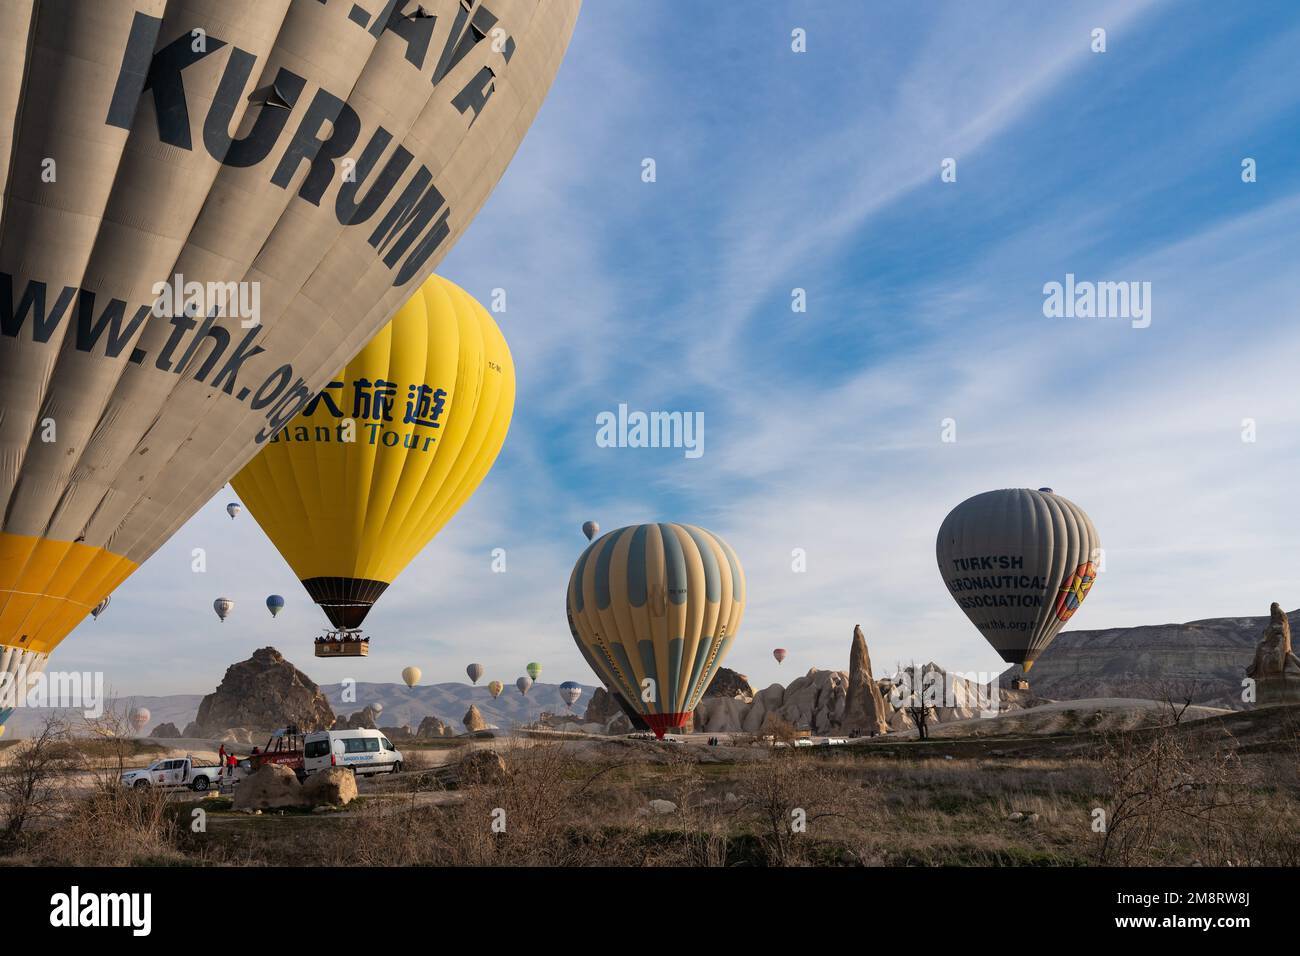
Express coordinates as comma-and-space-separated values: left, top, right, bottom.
1054, 562, 1097, 622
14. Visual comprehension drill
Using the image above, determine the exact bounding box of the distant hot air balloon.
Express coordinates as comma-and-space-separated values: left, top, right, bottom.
90, 596, 111, 621
226, 503, 242, 520
567, 523, 746, 739
559, 681, 583, 709
526, 662, 542, 682
213, 598, 234, 623
516, 676, 533, 696
232, 276, 516, 644
466, 663, 485, 685
488, 681, 505, 700
582, 521, 599, 541
129, 707, 150, 734
372, 703, 384, 716
936, 488, 1100, 673
0, 1, 580, 731
773, 648, 787, 664
266, 595, 285, 618
402, 666, 421, 688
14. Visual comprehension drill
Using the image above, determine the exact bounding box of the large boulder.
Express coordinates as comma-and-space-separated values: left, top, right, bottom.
336, 707, 379, 730
232, 764, 305, 811
190, 647, 334, 737
462, 704, 487, 733
840, 625, 889, 736
148, 722, 181, 739
301, 767, 358, 807
456, 749, 508, 785
1246, 603, 1300, 706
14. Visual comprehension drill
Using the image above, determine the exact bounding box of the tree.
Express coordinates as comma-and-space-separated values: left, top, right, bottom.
0, 715, 74, 849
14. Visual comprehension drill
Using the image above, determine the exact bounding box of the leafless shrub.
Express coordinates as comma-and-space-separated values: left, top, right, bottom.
0, 715, 75, 849
1096, 723, 1258, 865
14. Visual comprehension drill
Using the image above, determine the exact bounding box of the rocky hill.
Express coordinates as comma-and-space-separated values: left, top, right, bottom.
999, 607, 1300, 708
185, 646, 334, 736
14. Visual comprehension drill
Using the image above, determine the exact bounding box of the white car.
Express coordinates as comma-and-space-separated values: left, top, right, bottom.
120, 756, 224, 792
303, 729, 403, 777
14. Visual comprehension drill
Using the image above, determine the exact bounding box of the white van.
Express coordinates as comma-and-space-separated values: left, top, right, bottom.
303, 729, 403, 777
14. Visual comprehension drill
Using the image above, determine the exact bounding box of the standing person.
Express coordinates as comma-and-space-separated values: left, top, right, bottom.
226, 751, 237, 779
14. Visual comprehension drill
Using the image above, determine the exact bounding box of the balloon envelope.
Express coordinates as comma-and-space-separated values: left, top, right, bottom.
559, 681, 583, 707
129, 707, 150, 732
402, 666, 421, 688
232, 276, 515, 632
0, 0, 580, 689
213, 598, 234, 622
515, 676, 532, 695
582, 521, 599, 541
466, 663, 484, 685
773, 648, 787, 663
526, 662, 542, 681
487, 680, 504, 699
567, 523, 746, 738
936, 488, 1100, 670
266, 595, 285, 618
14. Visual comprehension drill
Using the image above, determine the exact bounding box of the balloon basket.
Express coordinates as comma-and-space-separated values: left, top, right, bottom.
315, 630, 369, 658
1010, 678, 1029, 692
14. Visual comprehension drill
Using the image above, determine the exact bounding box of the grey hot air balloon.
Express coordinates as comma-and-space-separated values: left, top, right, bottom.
936, 488, 1100, 672
582, 520, 599, 541
466, 663, 484, 685
213, 598, 234, 623
516, 675, 533, 696
129, 707, 150, 734
0, 1, 582, 705
90, 596, 111, 621
226, 503, 242, 520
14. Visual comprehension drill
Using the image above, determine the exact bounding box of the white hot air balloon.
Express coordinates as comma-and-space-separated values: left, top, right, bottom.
516, 676, 533, 696
0, 1, 583, 732
213, 598, 234, 623
402, 666, 421, 688
226, 503, 242, 520
936, 487, 1100, 673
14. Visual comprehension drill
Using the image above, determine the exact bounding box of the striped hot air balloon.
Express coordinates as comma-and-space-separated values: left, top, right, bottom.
466, 663, 484, 685
566, 523, 746, 739
0, 0, 582, 729
90, 596, 111, 621
266, 595, 285, 618
525, 662, 542, 682
213, 598, 234, 622
936, 488, 1100, 673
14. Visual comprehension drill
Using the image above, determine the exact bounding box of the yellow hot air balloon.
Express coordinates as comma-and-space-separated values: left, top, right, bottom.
402, 666, 421, 688
566, 523, 746, 739
0, 0, 580, 718
232, 276, 514, 650
487, 680, 504, 699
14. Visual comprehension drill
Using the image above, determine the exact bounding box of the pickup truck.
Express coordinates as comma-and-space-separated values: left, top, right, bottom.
120, 756, 224, 792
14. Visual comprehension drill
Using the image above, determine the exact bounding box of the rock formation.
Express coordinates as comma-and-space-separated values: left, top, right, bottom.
1246, 603, 1300, 706
840, 625, 889, 736
187, 647, 334, 736
335, 706, 379, 730
999, 607, 1300, 708
463, 704, 487, 732
149, 722, 181, 738
582, 687, 650, 732
703, 667, 755, 700
455, 749, 508, 785
694, 661, 997, 735
417, 715, 456, 738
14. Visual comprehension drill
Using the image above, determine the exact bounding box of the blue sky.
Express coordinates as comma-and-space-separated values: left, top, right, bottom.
63, 0, 1300, 696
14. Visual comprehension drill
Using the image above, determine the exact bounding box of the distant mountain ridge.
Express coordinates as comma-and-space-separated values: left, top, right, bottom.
999, 607, 1296, 708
